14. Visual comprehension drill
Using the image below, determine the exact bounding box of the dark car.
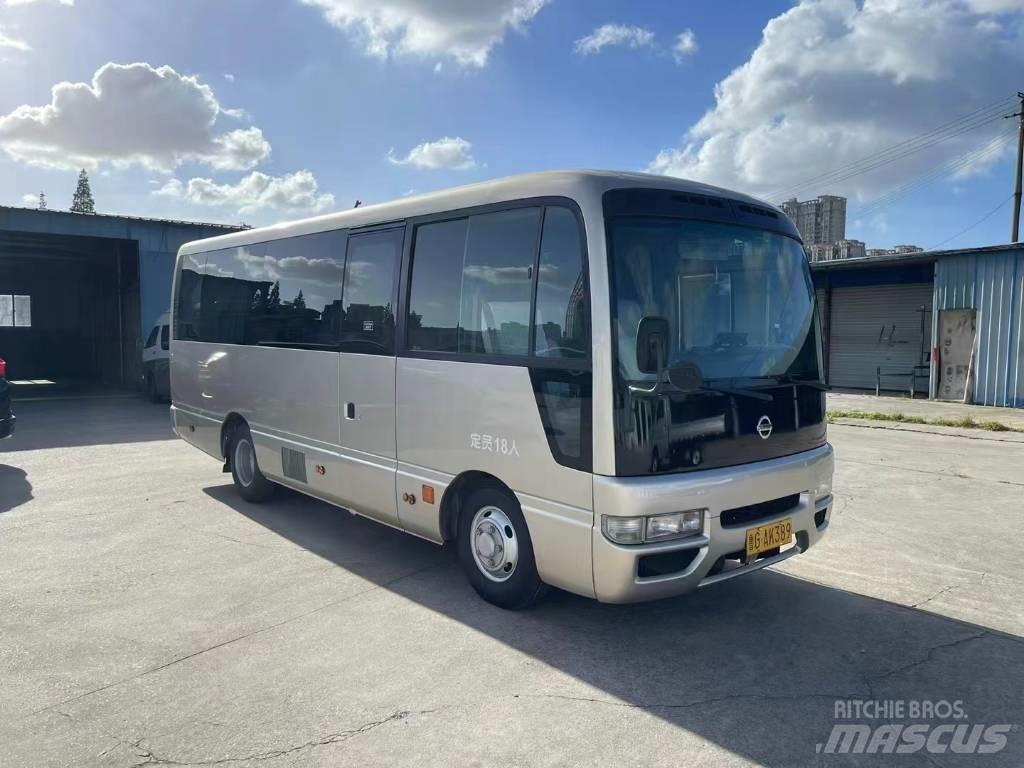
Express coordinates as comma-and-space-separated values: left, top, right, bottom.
0, 356, 14, 439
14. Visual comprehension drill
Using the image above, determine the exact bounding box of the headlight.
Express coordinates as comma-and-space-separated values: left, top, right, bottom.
602, 509, 704, 545
601, 516, 644, 545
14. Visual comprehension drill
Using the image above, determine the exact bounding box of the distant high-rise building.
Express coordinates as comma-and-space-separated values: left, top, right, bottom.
779, 195, 847, 246
892, 244, 923, 254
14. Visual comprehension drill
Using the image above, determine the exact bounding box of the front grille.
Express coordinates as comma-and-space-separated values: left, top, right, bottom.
721, 494, 800, 528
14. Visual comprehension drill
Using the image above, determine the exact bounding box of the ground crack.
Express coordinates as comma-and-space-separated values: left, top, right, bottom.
862, 632, 988, 699
130, 709, 435, 767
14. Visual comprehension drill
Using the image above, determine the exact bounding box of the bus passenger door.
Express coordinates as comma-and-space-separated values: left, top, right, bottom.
335, 226, 404, 527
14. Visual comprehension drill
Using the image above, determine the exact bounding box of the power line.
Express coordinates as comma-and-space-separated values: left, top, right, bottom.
766, 96, 1016, 201
768, 96, 1015, 199
928, 194, 1015, 250
850, 127, 1017, 219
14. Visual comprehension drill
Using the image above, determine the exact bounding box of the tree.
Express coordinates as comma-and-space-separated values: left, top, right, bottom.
37, 192, 47, 211
70, 169, 95, 213
267, 281, 280, 308
292, 290, 306, 310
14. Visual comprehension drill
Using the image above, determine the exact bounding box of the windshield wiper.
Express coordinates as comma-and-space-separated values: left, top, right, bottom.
630, 378, 774, 402
699, 382, 774, 402
772, 375, 830, 391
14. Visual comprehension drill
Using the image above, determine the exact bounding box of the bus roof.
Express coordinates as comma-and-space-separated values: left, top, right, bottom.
178, 170, 782, 255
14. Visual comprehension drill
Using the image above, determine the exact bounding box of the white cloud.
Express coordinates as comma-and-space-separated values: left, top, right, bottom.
5, 0, 74, 5
388, 136, 477, 170
0, 62, 271, 172
154, 170, 335, 215
21, 193, 38, 206
649, 0, 1024, 205
574, 23, 655, 55
0, 26, 31, 51
224, 73, 235, 82
672, 29, 697, 61
301, 0, 550, 67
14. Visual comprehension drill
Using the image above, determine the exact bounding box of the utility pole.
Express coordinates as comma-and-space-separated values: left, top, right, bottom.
1010, 91, 1024, 242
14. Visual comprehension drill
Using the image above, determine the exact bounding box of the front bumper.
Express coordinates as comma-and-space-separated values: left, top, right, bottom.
592, 443, 833, 603
0, 413, 14, 439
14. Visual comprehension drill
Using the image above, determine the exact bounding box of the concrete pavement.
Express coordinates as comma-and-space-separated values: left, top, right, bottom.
1, 399, 1022, 767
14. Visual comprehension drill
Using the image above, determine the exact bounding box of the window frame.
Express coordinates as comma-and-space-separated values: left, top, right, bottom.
175, 226, 404, 354
335, 221, 405, 356
397, 196, 590, 372
0, 294, 31, 329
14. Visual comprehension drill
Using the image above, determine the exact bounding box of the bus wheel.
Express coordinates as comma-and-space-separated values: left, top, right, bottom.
229, 424, 275, 503
457, 485, 546, 609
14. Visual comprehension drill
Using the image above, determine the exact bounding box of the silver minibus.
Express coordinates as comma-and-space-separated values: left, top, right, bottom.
170, 170, 834, 608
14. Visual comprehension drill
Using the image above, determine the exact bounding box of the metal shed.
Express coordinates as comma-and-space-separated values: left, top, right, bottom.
812, 243, 1024, 408
0, 206, 241, 389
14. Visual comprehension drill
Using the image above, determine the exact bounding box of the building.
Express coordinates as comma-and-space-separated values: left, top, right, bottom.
779, 195, 847, 245
811, 243, 1024, 407
807, 239, 865, 263
0, 206, 242, 389
864, 244, 924, 259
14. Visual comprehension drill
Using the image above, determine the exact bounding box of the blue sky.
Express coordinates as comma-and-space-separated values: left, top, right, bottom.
1, 0, 1022, 251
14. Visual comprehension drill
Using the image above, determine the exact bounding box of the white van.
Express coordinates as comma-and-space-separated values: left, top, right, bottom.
141, 311, 170, 402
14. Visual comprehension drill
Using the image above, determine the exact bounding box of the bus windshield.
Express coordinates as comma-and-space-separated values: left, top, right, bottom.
610, 217, 820, 386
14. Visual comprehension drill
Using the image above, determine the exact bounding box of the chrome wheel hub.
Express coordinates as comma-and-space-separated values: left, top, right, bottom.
470, 505, 518, 582
235, 438, 255, 487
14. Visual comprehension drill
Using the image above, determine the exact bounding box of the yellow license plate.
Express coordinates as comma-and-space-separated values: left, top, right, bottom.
745, 518, 793, 558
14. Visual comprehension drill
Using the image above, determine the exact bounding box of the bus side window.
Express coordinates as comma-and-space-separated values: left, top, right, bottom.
160, 325, 169, 351
533, 207, 589, 360
407, 208, 541, 358
338, 228, 402, 354
145, 325, 159, 349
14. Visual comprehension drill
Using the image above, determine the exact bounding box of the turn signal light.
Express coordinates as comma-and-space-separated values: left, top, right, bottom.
0, 357, 5, 378
422, 484, 435, 504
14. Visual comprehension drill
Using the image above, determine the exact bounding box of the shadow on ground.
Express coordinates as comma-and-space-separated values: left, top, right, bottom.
204, 484, 1024, 767
0, 398, 175, 452
0, 465, 32, 513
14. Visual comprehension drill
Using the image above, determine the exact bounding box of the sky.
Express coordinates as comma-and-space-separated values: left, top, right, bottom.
0, 0, 1022, 251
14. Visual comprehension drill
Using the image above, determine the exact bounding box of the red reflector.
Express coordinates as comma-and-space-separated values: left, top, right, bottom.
0, 358, 6, 378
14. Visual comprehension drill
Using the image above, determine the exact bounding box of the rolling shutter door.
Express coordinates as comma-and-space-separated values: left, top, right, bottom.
828, 284, 933, 390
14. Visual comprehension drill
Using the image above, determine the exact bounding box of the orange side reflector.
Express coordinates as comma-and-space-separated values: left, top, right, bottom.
421, 484, 435, 504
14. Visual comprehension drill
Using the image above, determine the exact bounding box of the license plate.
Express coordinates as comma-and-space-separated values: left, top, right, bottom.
745, 518, 793, 558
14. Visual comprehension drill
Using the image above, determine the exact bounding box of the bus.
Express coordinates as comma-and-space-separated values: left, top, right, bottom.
170, 170, 833, 609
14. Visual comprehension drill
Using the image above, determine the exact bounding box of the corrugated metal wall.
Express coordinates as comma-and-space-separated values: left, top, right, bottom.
935, 247, 1024, 407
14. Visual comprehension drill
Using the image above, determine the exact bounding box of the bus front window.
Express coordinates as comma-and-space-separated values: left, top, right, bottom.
608, 216, 825, 476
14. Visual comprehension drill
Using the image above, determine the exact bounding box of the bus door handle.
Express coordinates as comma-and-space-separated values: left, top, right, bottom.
345, 402, 356, 420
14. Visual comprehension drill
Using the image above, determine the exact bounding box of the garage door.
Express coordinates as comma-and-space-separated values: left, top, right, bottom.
828, 284, 933, 390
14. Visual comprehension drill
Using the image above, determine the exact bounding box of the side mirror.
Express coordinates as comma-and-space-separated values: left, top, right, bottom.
636, 316, 670, 374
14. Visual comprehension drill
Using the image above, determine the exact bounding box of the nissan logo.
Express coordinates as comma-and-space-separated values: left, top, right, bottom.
756, 415, 773, 440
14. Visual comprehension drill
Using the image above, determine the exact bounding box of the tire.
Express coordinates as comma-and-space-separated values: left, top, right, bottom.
457, 484, 546, 609
228, 423, 276, 503
145, 374, 161, 403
